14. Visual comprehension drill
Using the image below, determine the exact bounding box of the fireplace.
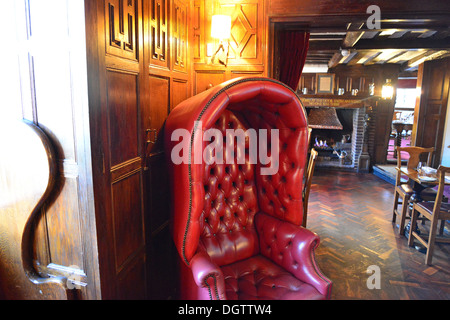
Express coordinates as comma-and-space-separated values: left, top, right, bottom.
301, 95, 374, 172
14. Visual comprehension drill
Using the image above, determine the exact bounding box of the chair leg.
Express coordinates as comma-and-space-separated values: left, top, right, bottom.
392, 191, 399, 223
408, 207, 418, 247
398, 195, 410, 235
439, 220, 445, 236
425, 217, 440, 265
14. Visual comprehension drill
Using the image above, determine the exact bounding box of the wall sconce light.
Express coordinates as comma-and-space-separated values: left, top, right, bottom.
381, 79, 394, 99
210, 15, 231, 66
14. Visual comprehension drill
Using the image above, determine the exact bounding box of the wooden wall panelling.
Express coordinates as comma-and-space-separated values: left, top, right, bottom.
111, 172, 144, 273
105, 0, 138, 61
173, 0, 189, 73
171, 0, 190, 109
373, 66, 401, 164
195, 70, 226, 93
412, 58, 450, 167
193, 0, 204, 62
172, 78, 190, 110
145, 153, 178, 299
230, 69, 265, 79
149, 0, 169, 69
218, 0, 261, 64
106, 71, 140, 166
147, 75, 171, 154
192, 0, 266, 95
86, 0, 148, 299
105, 0, 148, 297
143, 0, 191, 299
117, 253, 147, 299
146, 0, 190, 151
299, 73, 316, 93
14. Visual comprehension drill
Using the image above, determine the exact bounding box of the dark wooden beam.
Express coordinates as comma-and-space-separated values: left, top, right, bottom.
342, 31, 365, 48
308, 40, 342, 51
328, 52, 343, 68
348, 38, 450, 50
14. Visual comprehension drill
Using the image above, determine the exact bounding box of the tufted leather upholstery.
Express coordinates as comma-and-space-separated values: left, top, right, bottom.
222, 255, 325, 300
165, 77, 332, 300
200, 110, 260, 267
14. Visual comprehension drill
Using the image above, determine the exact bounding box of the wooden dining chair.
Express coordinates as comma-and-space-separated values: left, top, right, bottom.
391, 146, 434, 235
408, 165, 450, 265
302, 148, 318, 227
307, 127, 312, 146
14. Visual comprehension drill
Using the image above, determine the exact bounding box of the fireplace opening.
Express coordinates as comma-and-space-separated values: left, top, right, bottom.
309, 108, 353, 148
307, 108, 364, 169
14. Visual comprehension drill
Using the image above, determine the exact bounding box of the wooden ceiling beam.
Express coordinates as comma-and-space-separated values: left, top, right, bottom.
406, 50, 450, 68
348, 38, 450, 50
308, 40, 342, 51
362, 52, 382, 65
341, 22, 365, 48
342, 31, 365, 48
328, 52, 344, 68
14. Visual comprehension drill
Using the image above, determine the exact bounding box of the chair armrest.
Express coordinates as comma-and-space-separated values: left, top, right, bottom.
255, 212, 332, 298
190, 251, 226, 300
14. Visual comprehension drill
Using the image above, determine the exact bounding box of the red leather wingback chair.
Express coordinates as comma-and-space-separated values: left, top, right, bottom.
164, 77, 331, 300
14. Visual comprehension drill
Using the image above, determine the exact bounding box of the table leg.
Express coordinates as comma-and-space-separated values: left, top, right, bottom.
394, 130, 402, 158
404, 182, 424, 237
404, 182, 427, 252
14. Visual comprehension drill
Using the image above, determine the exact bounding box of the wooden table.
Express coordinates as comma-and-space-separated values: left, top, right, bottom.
398, 167, 450, 239
399, 167, 450, 187
399, 167, 449, 201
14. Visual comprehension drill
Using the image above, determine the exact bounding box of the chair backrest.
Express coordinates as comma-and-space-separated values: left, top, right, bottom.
164, 77, 309, 266
200, 110, 260, 266
432, 165, 450, 215
396, 146, 434, 170
307, 127, 312, 146
302, 148, 318, 227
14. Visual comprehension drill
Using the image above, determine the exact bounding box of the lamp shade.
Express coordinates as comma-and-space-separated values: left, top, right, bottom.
382, 79, 394, 99
211, 15, 231, 39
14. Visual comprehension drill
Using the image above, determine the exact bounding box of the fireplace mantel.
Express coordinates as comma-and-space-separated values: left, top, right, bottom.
299, 94, 379, 109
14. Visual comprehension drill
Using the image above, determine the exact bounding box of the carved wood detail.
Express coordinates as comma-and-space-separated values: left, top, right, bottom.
193, 0, 203, 60
105, 0, 138, 61
193, 0, 266, 94
221, 2, 258, 61
149, 0, 169, 68
173, 0, 188, 72
0, 120, 71, 299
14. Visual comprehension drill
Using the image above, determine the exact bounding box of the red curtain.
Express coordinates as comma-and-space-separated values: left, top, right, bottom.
278, 31, 310, 90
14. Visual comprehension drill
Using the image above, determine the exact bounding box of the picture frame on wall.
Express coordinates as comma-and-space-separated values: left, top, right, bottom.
316, 74, 335, 94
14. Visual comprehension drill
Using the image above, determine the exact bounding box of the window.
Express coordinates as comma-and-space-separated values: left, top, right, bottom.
395, 88, 416, 110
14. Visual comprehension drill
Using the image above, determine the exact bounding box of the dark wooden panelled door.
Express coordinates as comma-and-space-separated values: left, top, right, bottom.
86, 0, 148, 299
413, 58, 450, 167
85, 0, 190, 299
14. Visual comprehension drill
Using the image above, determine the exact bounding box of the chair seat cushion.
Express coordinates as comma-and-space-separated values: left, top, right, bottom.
397, 184, 414, 196
221, 255, 325, 300
416, 201, 450, 213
